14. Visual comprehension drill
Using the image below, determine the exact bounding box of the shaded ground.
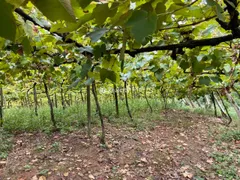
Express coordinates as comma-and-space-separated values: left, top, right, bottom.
0, 109, 238, 180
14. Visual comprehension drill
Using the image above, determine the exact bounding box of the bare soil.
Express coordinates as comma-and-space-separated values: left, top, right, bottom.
0, 110, 229, 180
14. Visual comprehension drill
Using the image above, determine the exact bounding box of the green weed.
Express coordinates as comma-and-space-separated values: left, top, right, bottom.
1, 98, 238, 134
38, 169, 49, 176
0, 128, 13, 159
220, 130, 240, 142
24, 164, 32, 171
50, 141, 61, 152
210, 151, 240, 179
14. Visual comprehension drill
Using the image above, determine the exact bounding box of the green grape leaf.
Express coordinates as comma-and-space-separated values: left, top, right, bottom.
211, 55, 221, 67
155, 68, 164, 81
93, 44, 106, 60
192, 58, 205, 74
0, 0, 16, 41
179, 60, 190, 71
84, 78, 94, 85
22, 37, 32, 55
80, 59, 92, 79
206, 0, 216, 6
75, 0, 92, 9
51, 13, 92, 33
173, 0, 185, 6
54, 56, 65, 66
225, 0, 236, 8
215, 4, 224, 21
155, 2, 166, 14
0, 62, 10, 71
210, 76, 222, 83
69, 78, 81, 89
87, 28, 108, 42
100, 68, 116, 83
125, 10, 157, 43
31, 0, 75, 22
206, 0, 224, 20
6, 0, 28, 7
93, 3, 110, 25
199, 76, 211, 85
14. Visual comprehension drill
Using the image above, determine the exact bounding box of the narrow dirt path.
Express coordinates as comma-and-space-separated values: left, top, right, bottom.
1, 110, 227, 179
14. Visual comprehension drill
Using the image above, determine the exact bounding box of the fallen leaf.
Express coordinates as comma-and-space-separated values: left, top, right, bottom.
78, 172, 84, 177
113, 141, 120, 145
63, 172, 69, 177
140, 157, 148, 163
17, 140, 23, 145
31, 159, 38, 163
88, 174, 95, 179
179, 165, 190, 172
153, 161, 158, 164
182, 171, 194, 178
206, 158, 213, 164
196, 163, 205, 172
237, 168, 240, 176
31, 175, 38, 180
38, 176, 46, 180
119, 169, 128, 174
53, 135, 59, 139
180, 133, 185, 136
0, 161, 7, 168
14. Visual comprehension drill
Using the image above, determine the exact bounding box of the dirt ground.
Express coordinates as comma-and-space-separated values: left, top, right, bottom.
0, 110, 232, 180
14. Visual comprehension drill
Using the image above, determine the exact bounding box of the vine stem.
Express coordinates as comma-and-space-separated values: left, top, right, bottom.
120, 29, 133, 121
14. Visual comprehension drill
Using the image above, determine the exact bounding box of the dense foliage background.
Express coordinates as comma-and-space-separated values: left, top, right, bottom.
1, 0, 240, 179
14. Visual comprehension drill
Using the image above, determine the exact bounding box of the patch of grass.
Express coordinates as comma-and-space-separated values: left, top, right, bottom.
210, 125, 240, 179
2, 97, 235, 134
211, 152, 234, 163
34, 145, 45, 152
50, 141, 61, 152
38, 169, 49, 176
24, 164, 32, 171
194, 177, 205, 180
2, 104, 96, 133
0, 128, 13, 159
210, 151, 240, 179
220, 130, 240, 142
110, 108, 162, 131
